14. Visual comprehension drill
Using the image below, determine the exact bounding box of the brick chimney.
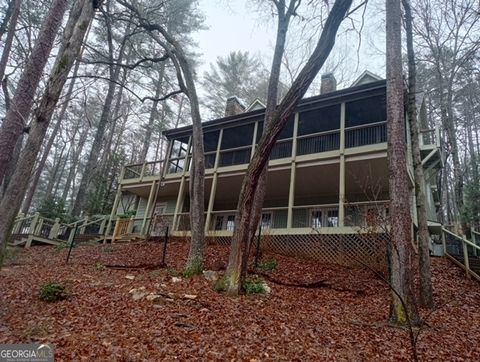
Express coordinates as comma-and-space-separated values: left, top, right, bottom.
320, 73, 337, 94
225, 96, 245, 117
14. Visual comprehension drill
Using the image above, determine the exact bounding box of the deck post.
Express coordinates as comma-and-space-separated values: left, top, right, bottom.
287, 114, 299, 228
98, 216, 107, 235
104, 166, 125, 242
338, 102, 346, 226
30, 213, 40, 235
48, 218, 61, 239
127, 216, 135, 234
79, 216, 89, 235
12, 213, 24, 234
462, 239, 470, 279
141, 181, 157, 234
139, 161, 147, 182
205, 174, 218, 233
205, 129, 223, 233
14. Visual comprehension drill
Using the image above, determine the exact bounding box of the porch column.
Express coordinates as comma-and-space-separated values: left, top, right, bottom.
172, 137, 192, 231
141, 180, 156, 234
338, 102, 346, 226
251, 121, 258, 160
172, 178, 186, 231
104, 166, 125, 239
287, 113, 299, 228
205, 129, 223, 233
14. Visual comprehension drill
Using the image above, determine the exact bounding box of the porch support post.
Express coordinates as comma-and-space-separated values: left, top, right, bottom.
104, 166, 124, 240
205, 129, 223, 234
205, 174, 218, 233
287, 113, 299, 228
141, 181, 156, 234
173, 177, 186, 231
287, 166, 296, 228
251, 121, 258, 160
338, 102, 346, 227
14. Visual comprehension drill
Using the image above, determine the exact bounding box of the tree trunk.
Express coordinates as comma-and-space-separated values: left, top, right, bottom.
0, 0, 99, 262
242, 0, 296, 283
62, 125, 88, 204
139, 65, 165, 161
224, 0, 353, 295
21, 53, 84, 214
71, 12, 129, 216
0, 0, 67, 186
0, 0, 15, 41
402, 0, 433, 308
386, 0, 420, 326
0, 0, 21, 85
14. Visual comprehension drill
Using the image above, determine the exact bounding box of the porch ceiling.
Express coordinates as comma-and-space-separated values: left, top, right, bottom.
345, 157, 388, 198
295, 162, 339, 199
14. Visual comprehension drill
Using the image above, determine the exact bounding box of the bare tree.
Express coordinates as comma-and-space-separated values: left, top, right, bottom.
386, 0, 420, 325
224, 0, 354, 295
402, 0, 433, 308
0, 0, 101, 262
0, 0, 68, 187
118, 0, 206, 274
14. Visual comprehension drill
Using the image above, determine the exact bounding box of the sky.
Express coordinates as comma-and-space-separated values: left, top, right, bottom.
192, 0, 386, 93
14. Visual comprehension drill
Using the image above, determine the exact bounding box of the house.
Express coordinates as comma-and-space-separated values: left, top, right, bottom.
105, 71, 442, 267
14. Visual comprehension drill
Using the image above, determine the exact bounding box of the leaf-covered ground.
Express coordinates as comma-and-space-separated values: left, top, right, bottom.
1, 241, 479, 361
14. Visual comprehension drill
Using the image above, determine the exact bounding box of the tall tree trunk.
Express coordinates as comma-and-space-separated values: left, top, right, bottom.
0, 0, 67, 186
386, 0, 420, 326
118, 0, 206, 274
224, 0, 353, 295
0, 0, 16, 41
44, 140, 66, 198
62, 125, 88, 204
139, 65, 165, 161
71, 12, 129, 216
21, 51, 85, 214
0, 0, 21, 85
402, 0, 433, 308
241, 0, 297, 282
0, 0, 99, 263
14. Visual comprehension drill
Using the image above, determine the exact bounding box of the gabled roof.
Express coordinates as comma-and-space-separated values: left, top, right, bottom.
245, 98, 266, 112
351, 70, 383, 87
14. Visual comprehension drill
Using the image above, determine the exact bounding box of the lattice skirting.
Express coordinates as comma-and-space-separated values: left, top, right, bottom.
171, 233, 388, 269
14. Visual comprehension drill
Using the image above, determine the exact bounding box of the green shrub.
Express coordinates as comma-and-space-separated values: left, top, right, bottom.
39, 282, 69, 302
183, 260, 203, 278
258, 258, 278, 271
95, 262, 106, 271
243, 278, 266, 294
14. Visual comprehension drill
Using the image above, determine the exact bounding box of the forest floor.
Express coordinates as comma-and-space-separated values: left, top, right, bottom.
1, 240, 479, 361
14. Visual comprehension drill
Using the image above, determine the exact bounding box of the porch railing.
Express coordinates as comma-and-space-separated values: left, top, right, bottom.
443, 227, 480, 281
124, 160, 164, 180
11, 213, 110, 247
345, 121, 387, 148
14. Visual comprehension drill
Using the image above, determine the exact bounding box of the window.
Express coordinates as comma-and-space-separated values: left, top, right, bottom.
257, 115, 295, 142
226, 215, 235, 231
214, 216, 224, 231
204, 130, 220, 152
221, 124, 254, 149
298, 105, 341, 136
327, 209, 339, 227
345, 95, 386, 128
311, 210, 323, 228
261, 213, 272, 230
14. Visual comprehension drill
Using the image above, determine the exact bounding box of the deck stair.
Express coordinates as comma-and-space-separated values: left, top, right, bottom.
443, 227, 480, 281
10, 213, 110, 248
